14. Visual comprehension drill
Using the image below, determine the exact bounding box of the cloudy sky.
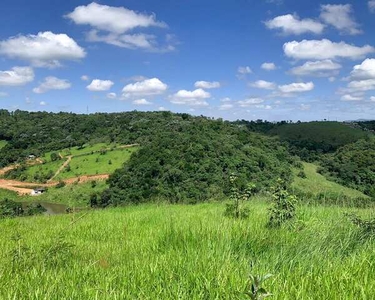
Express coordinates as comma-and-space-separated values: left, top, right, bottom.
0, 0, 375, 121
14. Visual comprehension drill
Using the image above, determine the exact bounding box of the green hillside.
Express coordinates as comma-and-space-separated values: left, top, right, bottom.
269, 121, 368, 160
291, 162, 370, 206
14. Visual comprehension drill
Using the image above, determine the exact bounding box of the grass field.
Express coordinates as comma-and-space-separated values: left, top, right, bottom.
1, 200, 375, 299
42, 143, 116, 162
0, 180, 108, 207
56, 147, 137, 180
11, 144, 137, 183
291, 162, 370, 206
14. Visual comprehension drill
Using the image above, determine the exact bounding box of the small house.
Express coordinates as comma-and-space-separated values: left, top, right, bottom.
31, 188, 46, 196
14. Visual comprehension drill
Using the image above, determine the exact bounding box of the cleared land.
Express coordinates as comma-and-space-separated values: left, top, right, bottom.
1, 201, 374, 299
291, 162, 369, 206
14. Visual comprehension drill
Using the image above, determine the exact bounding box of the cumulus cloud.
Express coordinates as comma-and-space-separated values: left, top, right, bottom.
289, 60, 342, 77
194, 81, 220, 89
0, 32, 85, 68
278, 82, 314, 93
66, 2, 173, 51
370, 1, 375, 13
261, 62, 277, 71
265, 14, 325, 35
341, 94, 363, 101
132, 99, 152, 105
320, 4, 362, 35
346, 79, 375, 92
371, 96, 375, 101
40, 101, 47, 106
284, 39, 374, 60
0, 66, 34, 86
238, 98, 264, 107
33, 76, 71, 94
349, 59, 375, 80
170, 88, 210, 106
106, 92, 117, 99
81, 75, 89, 81
122, 78, 167, 98
250, 80, 276, 90
87, 79, 114, 91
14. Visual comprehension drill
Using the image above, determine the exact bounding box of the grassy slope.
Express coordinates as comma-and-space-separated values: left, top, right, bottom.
1, 201, 375, 299
0, 141, 7, 150
292, 162, 368, 201
14, 144, 137, 182
42, 143, 116, 162
0, 181, 108, 207
56, 147, 137, 180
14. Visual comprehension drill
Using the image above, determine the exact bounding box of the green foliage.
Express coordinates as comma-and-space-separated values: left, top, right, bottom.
0, 199, 24, 218
104, 118, 292, 205
50, 152, 59, 162
246, 274, 273, 300
345, 212, 375, 236
55, 181, 66, 188
297, 170, 306, 179
321, 137, 375, 197
224, 174, 255, 219
268, 179, 297, 227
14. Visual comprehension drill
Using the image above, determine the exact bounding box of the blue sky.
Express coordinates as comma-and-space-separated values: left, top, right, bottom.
0, 0, 375, 121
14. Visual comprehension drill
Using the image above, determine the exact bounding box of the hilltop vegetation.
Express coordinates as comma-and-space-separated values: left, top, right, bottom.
103, 120, 292, 205
321, 137, 375, 197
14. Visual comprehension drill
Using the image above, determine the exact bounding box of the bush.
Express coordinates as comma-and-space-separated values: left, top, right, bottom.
268, 179, 297, 227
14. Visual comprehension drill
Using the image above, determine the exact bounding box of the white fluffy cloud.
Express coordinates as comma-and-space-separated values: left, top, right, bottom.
347, 79, 375, 92
320, 4, 361, 35
170, 88, 210, 106
81, 75, 89, 81
284, 39, 374, 60
194, 81, 220, 89
370, 1, 375, 13
87, 79, 114, 91
132, 99, 152, 105
250, 80, 276, 90
40, 101, 47, 106
341, 94, 363, 101
0, 66, 34, 86
371, 96, 375, 101
66, 2, 166, 34
238, 98, 264, 107
122, 78, 167, 98
278, 82, 314, 93
265, 14, 325, 35
290, 60, 342, 77
106, 92, 117, 99
261, 62, 276, 71
33, 77, 71, 94
349, 59, 375, 80
0, 32, 85, 68
66, 2, 172, 51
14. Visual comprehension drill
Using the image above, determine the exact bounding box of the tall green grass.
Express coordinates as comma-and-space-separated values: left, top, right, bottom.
0, 140, 7, 150
1, 201, 374, 299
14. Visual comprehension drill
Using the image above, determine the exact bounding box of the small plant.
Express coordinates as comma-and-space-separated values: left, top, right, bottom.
245, 273, 273, 300
268, 179, 297, 227
345, 212, 375, 235
108, 159, 112, 165
56, 180, 66, 188
224, 174, 255, 219
297, 170, 307, 179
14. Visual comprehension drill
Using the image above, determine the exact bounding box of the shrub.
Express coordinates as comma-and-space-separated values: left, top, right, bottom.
268, 179, 297, 227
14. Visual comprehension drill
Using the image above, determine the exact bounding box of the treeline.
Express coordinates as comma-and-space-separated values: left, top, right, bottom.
320, 137, 375, 197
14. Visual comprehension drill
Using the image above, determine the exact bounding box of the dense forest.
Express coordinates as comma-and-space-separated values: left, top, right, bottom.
0, 110, 373, 203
